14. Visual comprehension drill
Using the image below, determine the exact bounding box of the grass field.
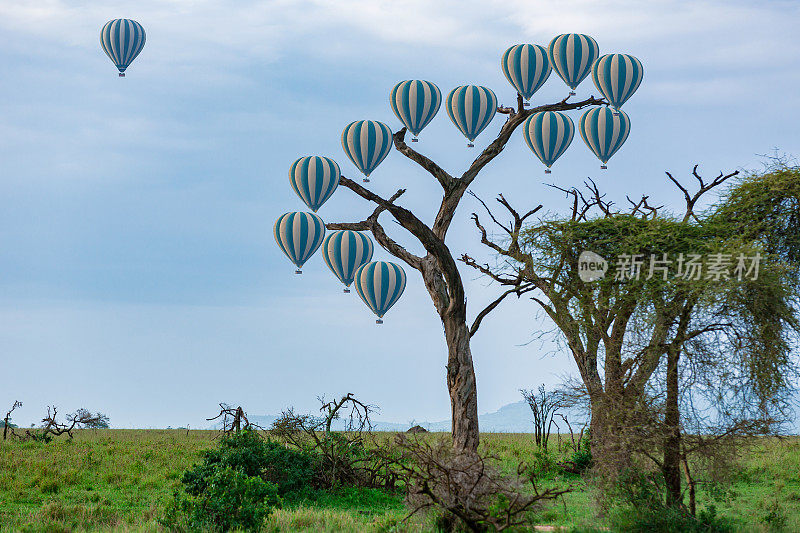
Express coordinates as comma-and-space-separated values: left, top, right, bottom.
1, 430, 798, 531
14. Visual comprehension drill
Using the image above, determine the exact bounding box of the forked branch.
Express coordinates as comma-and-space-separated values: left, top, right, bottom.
666, 165, 739, 223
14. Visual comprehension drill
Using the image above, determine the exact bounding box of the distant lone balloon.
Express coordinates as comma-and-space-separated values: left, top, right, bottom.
445, 85, 497, 147
548, 34, 599, 95
341, 120, 393, 182
353, 261, 406, 324
501, 44, 551, 105
289, 156, 340, 212
579, 107, 631, 169
591, 54, 643, 113
523, 111, 574, 174
274, 212, 325, 274
389, 80, 441, 142
100, 19, 146, 77
322, 230, 374, 292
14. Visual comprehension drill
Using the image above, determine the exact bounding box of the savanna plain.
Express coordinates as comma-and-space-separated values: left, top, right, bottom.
0, 429, 798, 532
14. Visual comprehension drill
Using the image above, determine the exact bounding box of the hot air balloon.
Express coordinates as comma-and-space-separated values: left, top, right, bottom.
522, 111, 574, 174
289, 156, 340, 212
579, 107, 631, 169
100, 19, 146, 77
389, 80, 441, 142
274, 212, 325, 274
322, 230, 374, 292
591, 54, 643, 115
341, 120, 393, 182
501, 44, 551, 106
445, 85, 497, 147
354, 261, 406, 324
547, 34, 599, 95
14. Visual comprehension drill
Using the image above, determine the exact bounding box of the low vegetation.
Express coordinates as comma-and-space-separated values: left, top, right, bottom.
1, 429, 798, 531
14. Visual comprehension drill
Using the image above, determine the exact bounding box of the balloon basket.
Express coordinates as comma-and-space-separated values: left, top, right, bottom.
119, 72, 125, 77
600, 165, 607, 170
545, 169, 552, 174
523, 101, 530, 107
613, 111, 620, 116
363, 177, 370, 183
411, 137, 419, 143
343, 288, 350, 293
295, 269, 303, 274
376, 318, 384, 324
467, 143, 474, 148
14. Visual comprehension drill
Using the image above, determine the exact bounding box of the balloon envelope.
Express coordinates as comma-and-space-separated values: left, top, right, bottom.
501, 44, 551, 101
579, 107, 631, 165
289, 156, 340, 212
548, 34, 599, 91
274, 212, 326, 271
389, 80, 441, 139
100, 19, 146, 76
591, 54, 643, 110
523, 111, 575, 169
341, 120, 393, 178
445, 85, 497, 144
322, 230, 374, 289
354, 261, 406, 321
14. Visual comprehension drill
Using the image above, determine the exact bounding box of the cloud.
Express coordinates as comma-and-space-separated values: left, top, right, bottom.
2, 0, 796, 103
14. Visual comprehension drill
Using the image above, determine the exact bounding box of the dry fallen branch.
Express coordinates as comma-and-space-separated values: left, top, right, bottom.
392, 434, 571, 532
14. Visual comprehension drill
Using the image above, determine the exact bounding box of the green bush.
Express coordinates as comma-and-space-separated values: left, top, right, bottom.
182, 430, 317, 497
567, 434, 593, 474
529, 447, 558, 478
606, 469, 733, 533
161, 430, 318, 532
162, 466, 280, 532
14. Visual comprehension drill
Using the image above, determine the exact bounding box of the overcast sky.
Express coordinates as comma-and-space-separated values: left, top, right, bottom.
1, 0, 799, 428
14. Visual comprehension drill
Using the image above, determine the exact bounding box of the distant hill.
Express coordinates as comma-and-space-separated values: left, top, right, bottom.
222, 401, 589, 433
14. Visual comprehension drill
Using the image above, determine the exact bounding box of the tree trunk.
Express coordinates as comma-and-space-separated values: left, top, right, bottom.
663, 345, 682, 506
589, 390, 637, 498
419, 255, 480, 454
443, 314, 480, 453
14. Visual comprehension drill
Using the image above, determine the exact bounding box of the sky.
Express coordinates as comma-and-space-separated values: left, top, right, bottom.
1, 0, 799, 429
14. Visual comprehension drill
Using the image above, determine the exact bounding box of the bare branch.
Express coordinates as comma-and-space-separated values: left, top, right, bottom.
667, 166, 740, 223
469, 284, 535, 337
460, 96, 606, 188
392, 127, 456, 191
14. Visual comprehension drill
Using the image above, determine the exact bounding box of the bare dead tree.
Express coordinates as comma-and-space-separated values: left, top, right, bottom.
318, 392, 376, 436
7, 406, 109, 442
271, 394, 396, 489
2, 400, 22, 440
327, 93, 605, 454
207, 403, 266, 435
521, 385, 563, 452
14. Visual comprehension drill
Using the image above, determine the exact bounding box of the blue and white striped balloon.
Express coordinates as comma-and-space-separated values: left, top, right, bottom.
289, 156, 340, 212
445, 85, 498, 147
548, 34, 599, 94
501, 44, 551, 103
591, 54, 643, 112
389, 80, 442, 142
274, 212, 326, 273
579, 107, 631, 169
523, 112, 575, 173
100, 19, 146, 77
322, 230, 374, 292
341, 120, 393, 182
354, 261, 407, 323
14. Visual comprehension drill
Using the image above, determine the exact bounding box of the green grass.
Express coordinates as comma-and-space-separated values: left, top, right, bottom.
1, 430, 798, 531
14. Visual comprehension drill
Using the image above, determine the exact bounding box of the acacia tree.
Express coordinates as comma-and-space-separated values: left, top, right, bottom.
463, 165, 800, 498
326, 92, 604, 453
